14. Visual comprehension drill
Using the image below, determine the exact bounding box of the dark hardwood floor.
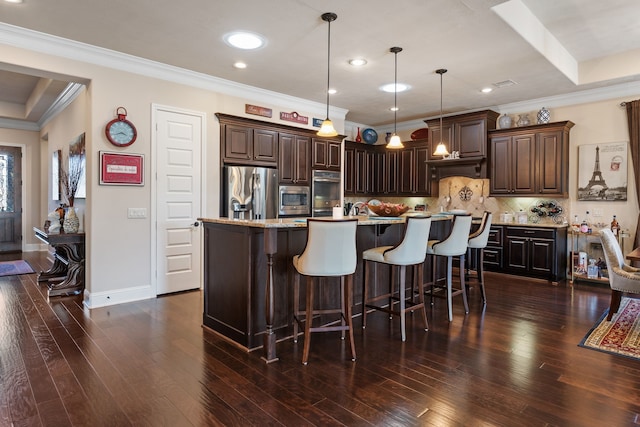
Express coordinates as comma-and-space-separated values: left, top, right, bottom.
1, 251, 639, 426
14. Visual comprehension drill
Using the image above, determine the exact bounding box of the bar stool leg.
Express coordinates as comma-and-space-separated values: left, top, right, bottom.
362, 260, 369, 329
446, 256, 453, 322
302, 276, 314, 365
345, 274, 356, 361
340, 276, 346, 340
478, 248, 487, 304
293, 272, 300, 342
417, 263, 429, 331
459, 253, 469, 314
399, 265, 406, 342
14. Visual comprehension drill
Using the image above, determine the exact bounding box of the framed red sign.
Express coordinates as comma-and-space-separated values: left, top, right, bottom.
99, 151, 144, 186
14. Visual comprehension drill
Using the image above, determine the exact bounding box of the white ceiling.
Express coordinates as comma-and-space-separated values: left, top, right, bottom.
1, 0, 639, 128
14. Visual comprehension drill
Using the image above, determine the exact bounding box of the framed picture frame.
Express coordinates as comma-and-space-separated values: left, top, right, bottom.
577, 141, 628, 201
99, 151, 144, 186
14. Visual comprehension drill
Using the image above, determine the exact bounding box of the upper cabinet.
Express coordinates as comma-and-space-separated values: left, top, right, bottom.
223, 124, 278, 166
279, 133, 310, 185
489, 121, 574, 197
217, 112, 344, 177
312, 138, 341, 171
426, 110, 499, 161
344, 140, 431, 197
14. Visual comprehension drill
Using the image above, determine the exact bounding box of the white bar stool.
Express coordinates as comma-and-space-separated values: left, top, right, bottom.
292, 219, 358, 365
426, 213, 472, 321
362, 216, 432, 341
467, 211, 492, 304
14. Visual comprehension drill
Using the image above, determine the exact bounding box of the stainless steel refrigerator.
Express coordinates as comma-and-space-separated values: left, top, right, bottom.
224, 166, 278, 219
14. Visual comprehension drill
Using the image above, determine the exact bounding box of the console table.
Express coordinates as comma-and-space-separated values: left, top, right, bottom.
33, 227, 85, 297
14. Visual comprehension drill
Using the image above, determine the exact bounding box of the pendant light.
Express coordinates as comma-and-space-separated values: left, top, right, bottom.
386, 47, 404, 149
317, 12, 338, 137
433, 68, 450, 158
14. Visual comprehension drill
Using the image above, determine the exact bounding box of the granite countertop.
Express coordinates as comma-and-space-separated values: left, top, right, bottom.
198, 213, 453, 229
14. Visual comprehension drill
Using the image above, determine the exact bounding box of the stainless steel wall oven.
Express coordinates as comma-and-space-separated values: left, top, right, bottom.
311, 170, 341, 217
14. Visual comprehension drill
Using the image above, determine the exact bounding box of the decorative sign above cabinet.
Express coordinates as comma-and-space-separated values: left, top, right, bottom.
280, 111, 309, 125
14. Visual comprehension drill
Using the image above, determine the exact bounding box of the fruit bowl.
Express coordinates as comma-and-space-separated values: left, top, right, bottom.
366, 201, 410, 217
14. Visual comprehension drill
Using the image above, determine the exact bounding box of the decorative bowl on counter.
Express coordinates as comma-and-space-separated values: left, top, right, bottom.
366, 200, 410, 217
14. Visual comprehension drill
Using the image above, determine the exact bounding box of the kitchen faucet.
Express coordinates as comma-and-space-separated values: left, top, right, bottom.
349, 201, 369, 216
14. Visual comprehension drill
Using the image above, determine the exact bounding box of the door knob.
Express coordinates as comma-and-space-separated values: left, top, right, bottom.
192, 221, 200, 227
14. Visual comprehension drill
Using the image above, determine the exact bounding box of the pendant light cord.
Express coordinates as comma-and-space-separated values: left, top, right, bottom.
436, 68, 447, 139
325, 14, 333, 119
394, 51, 398, 134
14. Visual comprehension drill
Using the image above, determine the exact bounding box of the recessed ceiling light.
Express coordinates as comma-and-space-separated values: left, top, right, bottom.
381, 83, 409, 93
493, 79, 517, 88
328, 88, 337, 95
233, 62, 247, 69
4, 0, 24, 3
224, 32, 266, 50
349, 58, 367, 67
481, 87, 493, 93
390, 106, 399, 112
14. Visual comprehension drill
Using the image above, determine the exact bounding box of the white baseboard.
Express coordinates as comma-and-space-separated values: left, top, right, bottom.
83, 284, 155, 309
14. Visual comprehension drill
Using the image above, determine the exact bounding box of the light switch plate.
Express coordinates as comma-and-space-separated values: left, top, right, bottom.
128, 207, 147, 219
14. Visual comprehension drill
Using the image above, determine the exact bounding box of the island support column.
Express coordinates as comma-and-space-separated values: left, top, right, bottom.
262, 228, 279, 363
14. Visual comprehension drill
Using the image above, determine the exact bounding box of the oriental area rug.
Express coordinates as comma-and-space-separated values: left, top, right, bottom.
0, 260, 35, 277
579, 297, 640, 361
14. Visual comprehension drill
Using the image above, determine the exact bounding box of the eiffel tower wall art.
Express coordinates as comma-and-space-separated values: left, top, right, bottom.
578, 141, 627, 201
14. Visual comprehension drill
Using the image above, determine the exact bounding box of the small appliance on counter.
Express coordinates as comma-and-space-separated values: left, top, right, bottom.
223, 166, 278, 220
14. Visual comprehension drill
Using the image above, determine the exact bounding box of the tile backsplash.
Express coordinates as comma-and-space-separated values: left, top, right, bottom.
345, 176, 569, 225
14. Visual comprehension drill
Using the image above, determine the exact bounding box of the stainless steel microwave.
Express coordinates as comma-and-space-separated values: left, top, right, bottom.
279, 185, 310, 216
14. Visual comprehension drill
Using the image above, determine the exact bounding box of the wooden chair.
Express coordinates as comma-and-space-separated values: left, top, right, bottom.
599, 229, 640, 320
292, 219, 358, 365
361, 216, 432, 341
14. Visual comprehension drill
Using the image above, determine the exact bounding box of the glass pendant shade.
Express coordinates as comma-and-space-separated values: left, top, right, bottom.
317, 13, 338, 138
387, 134, 404, 149
386, 47, 403, 149
433, 68, 449, 157
317, 119, 338, 137
433, 141, 449, 157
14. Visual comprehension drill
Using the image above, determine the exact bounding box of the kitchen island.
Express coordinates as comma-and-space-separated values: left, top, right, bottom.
199, 215, 452, 362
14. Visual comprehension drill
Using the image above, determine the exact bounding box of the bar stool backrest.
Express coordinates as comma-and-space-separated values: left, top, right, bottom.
431, 214, 472, 256
468, 211, 493, 249
295, 219, 358, 276
383, 216, 432, 265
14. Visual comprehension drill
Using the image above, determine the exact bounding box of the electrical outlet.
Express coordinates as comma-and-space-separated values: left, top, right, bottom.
592, 208, 603, 217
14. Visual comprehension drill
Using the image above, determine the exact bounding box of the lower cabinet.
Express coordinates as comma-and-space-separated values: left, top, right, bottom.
483, 225, 567, 282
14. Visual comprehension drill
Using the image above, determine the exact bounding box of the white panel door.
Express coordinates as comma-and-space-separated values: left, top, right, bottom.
156, 108, 203, 294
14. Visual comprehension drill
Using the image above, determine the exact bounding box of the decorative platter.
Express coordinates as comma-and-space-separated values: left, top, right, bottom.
362, 128, 378, 144
410, 128, 429, 140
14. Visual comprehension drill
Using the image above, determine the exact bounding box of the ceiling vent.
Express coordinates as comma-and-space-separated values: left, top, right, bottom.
492, 79, 518, 88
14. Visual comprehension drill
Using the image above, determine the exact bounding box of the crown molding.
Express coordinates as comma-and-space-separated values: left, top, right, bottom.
0, 23, 348, 121
0, 117, 39, 131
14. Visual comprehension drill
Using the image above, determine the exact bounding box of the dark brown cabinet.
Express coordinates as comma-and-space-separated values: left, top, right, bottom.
279, 133, 310, 185
503, 226, 567, 282
489, 121, 573, 197
312, 138, 341, 171
398, 141, 431, 195
489, 133, 536, 195
426, 110, 499, 161
481, 225, 567, 282
223, 125, 278, 166
344, 140, 431, 197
